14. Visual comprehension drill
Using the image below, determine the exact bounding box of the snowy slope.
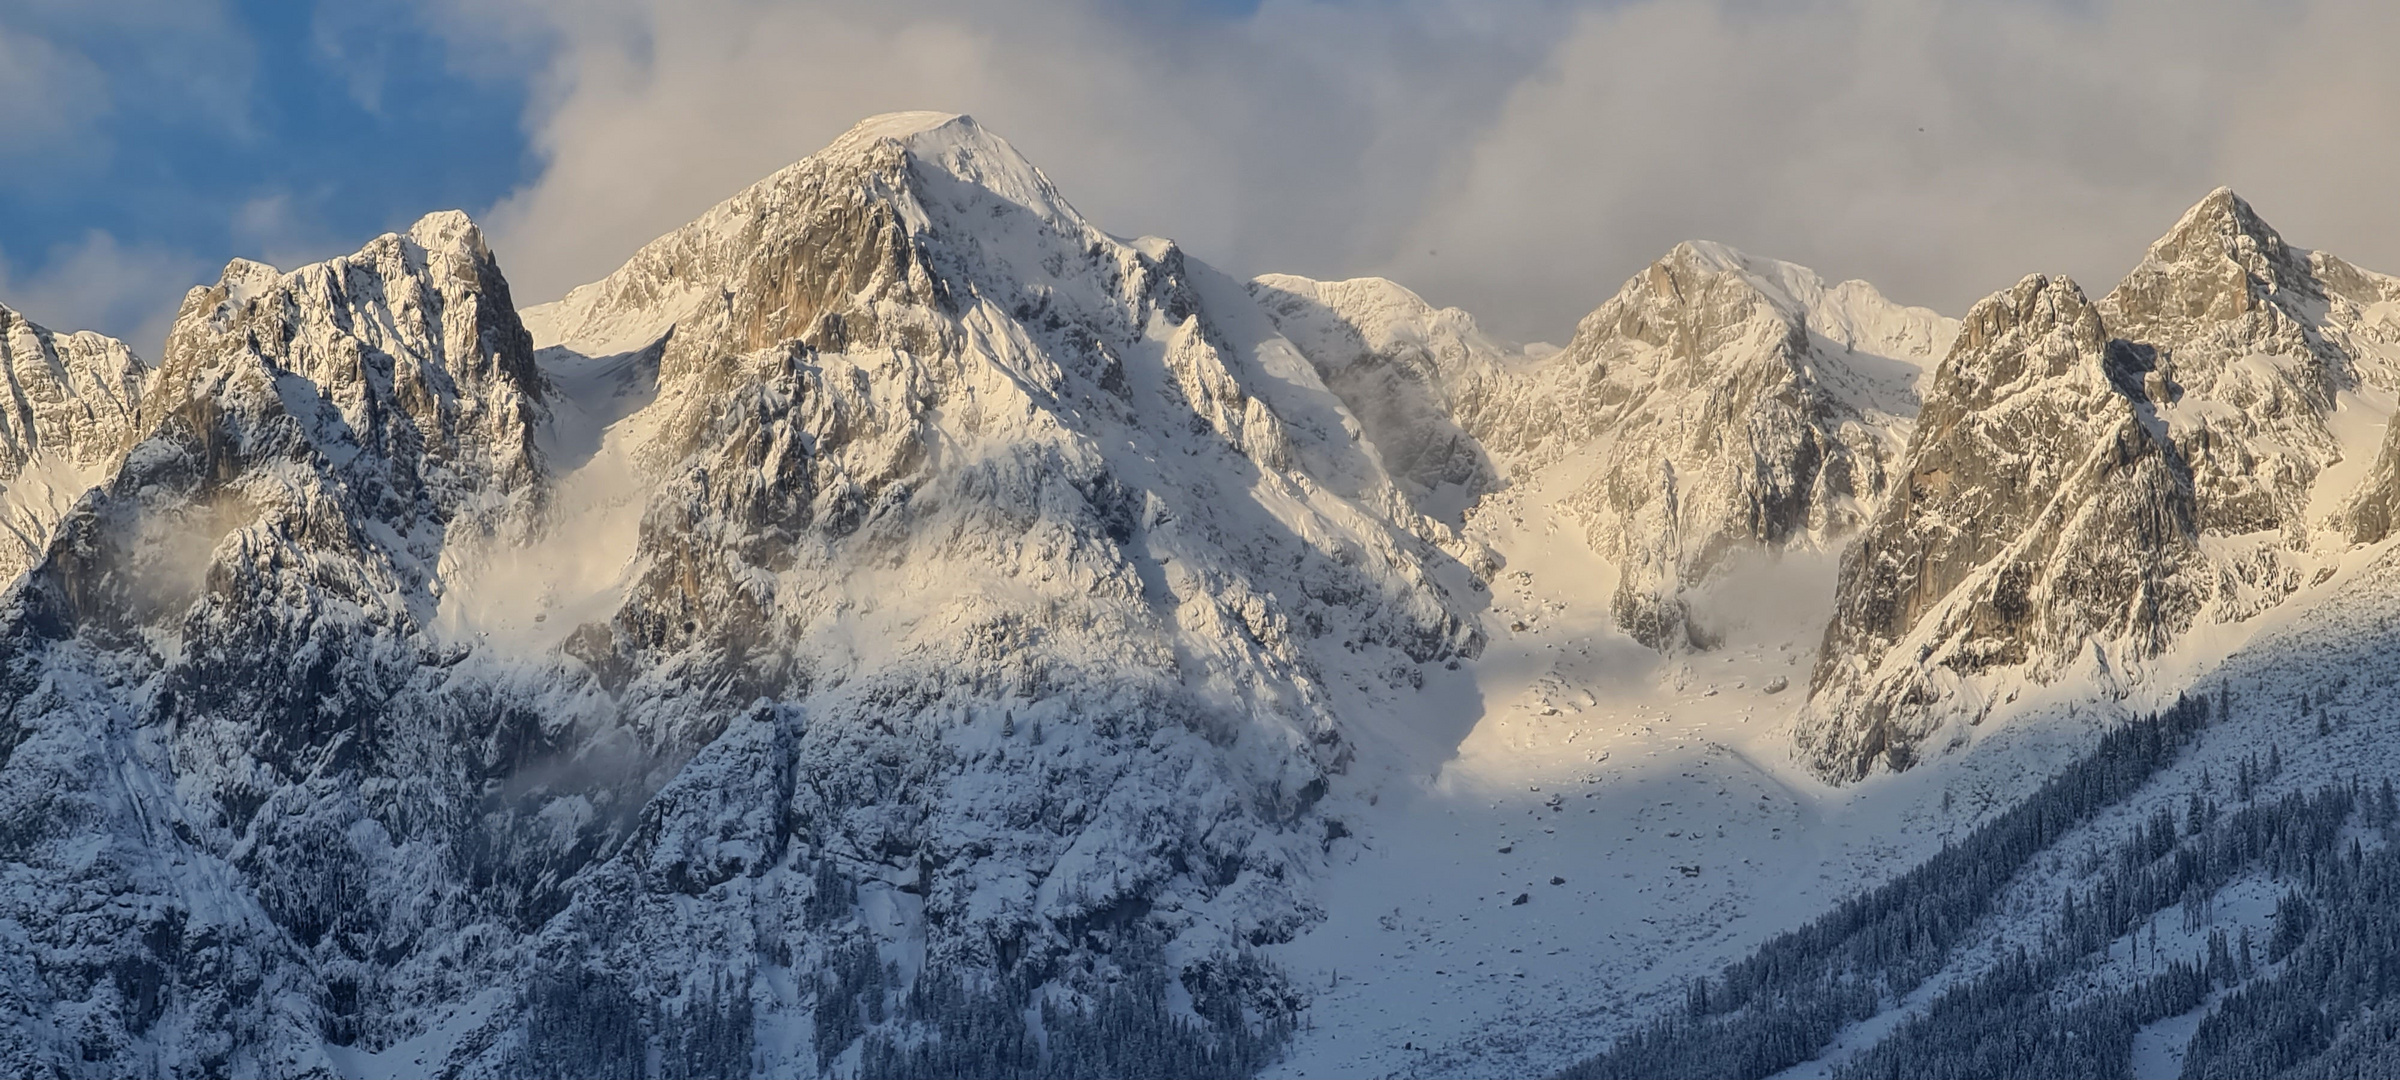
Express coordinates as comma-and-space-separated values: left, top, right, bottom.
1671, 536, 2400, 1080
1246, 274, 1513, 523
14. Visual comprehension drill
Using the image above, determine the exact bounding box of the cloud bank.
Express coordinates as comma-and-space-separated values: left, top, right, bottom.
8, 0, 2400, 349
0, 235, 206, 358
466, 0, 1564, 317
473, 0, 2400, 342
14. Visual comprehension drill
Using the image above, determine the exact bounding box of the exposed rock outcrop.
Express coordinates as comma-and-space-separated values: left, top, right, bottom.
1803, 275, 2200, 776
1267, 242, 1953, 649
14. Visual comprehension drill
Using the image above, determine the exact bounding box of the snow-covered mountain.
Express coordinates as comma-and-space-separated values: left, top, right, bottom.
9, 110, 2400, 1080
1, 209, 560, 1077
492, 111, 1487, 1076
0, 112, 1487, 1078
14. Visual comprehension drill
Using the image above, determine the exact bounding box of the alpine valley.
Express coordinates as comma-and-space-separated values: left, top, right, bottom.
7, 112, 2400, 1080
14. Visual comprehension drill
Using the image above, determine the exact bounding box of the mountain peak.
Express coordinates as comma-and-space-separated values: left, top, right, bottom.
207, 210, 502, 311
2125, 186, 2311, 301
1653, 239, 1795, 293
405, 208, 492, 262
529, 111, 1092, 359
154, 206, 545, 535
2157, 186, 2273, 248
825, 110, 979, 153
1596, 240, 1953, 373
799, 110, 1062, 216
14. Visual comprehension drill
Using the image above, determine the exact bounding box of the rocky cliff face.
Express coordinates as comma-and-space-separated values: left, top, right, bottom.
1547, 244, 1952, 650
0, 113, 1482, 1077
1801, 275, 2201, 776
1802, 190, 2400, 779
510, 117, 1481, 1072
2098, 187, 2400, 607
0, 304, 149, 586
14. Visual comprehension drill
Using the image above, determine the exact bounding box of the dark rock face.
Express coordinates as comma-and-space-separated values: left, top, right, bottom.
1804, 275, 2200, 777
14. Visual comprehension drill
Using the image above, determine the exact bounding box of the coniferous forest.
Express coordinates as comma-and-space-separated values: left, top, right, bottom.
497, 876, 1295, 1079
1557, 687, 2400, 1080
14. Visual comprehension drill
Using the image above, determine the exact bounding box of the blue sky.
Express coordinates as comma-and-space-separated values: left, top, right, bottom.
0, 3, 529, 265
5, 0, 2397, 352
0, 0, 1274, 269
0, 2, 533, 347
0, 0, 1285, 350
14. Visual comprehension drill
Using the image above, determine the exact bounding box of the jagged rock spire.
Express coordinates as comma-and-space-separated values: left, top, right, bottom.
1804, 274, 2200, 778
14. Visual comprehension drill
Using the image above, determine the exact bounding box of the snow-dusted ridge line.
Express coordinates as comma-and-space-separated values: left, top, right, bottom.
1262, 238, 1957, 656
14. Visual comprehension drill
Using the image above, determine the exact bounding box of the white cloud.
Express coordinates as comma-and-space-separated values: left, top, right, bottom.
0, 233, 210, 356
0, 23, 109, 164
467, 0, 1564, 308
467, 0, 2400, 343
1391, 0, 2400, 334
9, 1, 2400, 348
